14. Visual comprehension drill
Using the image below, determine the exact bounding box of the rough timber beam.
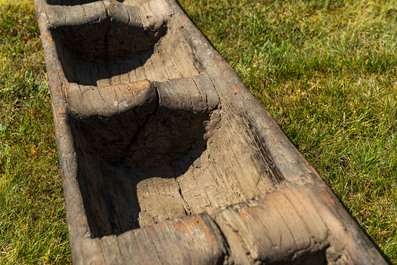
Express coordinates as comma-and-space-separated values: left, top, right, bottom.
35, 0, 387, 264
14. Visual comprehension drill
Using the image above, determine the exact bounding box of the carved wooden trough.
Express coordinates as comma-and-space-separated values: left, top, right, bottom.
35, 0, 387, 264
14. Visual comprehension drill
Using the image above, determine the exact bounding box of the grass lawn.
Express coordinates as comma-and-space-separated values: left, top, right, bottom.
0, 0, 396, 264
0, 0, 70, 264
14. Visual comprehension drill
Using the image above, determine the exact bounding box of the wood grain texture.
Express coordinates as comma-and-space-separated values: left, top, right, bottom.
35, 0, 388, 264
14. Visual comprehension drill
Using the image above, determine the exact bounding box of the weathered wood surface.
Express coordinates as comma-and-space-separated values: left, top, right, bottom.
35, 0, 387, 264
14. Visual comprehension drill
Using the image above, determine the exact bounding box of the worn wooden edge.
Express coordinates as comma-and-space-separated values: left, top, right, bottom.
36, 1, 90, 263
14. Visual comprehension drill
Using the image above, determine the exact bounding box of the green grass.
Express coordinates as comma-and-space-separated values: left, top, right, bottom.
0, 0, 396, 264
0, 1, 70, 264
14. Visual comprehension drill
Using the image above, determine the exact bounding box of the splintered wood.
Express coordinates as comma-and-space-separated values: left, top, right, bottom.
36, 0, 387, 264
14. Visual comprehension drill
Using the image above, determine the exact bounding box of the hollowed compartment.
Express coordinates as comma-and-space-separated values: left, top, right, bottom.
51, 15, 204, 86
69, 103, 284, 237
69, 104, 210, 237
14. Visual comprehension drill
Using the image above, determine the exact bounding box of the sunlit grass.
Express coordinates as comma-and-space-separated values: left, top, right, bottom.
0, 1, 70, 264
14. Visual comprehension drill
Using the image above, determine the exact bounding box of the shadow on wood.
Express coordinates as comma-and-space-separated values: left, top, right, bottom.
35, 0, 388, 264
